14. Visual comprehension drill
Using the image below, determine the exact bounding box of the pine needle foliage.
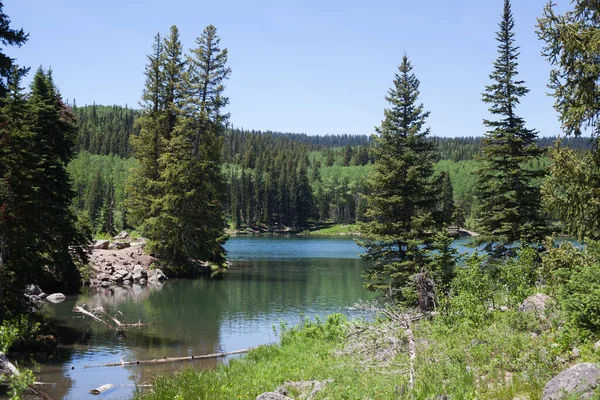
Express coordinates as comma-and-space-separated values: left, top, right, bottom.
359, 55, 455, 306
475, 0, 547, 257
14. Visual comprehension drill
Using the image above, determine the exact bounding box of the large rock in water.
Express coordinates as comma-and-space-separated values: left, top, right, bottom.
132, 265, 147, 282
46, 293, 66, 303
543, 363, 600, 399
519, 293, 552, 316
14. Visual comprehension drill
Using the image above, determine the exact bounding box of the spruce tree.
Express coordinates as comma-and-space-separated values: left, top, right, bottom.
475, 0, 546, 256
0, 2, 28, 99
127, 33, 165, 227
0, 68, 38, 316
359, 55, 453, 307
144, 25, 230, 269
27, 68, 90, 287
537, 1, 600, 138
537, 2, 600, 239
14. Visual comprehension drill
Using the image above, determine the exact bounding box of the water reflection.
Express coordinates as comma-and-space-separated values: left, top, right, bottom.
24, 237, 373, 399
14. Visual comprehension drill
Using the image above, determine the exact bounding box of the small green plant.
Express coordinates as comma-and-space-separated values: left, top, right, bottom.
7, 370, 35, 400
280, 314, 347, 345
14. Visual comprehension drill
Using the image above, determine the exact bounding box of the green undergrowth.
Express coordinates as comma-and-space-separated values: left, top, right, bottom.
136, 308, 600, 400
307, 224, 360, 236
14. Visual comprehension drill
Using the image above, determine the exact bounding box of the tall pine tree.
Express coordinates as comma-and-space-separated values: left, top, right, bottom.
127, 33, 165, 228
27, 68, 90, 288
142, 25, 229, 270
359, 55, 454, 308
475, 0, 546, 257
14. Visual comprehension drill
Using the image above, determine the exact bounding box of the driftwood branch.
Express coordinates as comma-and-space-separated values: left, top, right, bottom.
83, 348, 253, 369
401, 314, 417, 390
74, 305, 151, 334
74, 305, 124, 333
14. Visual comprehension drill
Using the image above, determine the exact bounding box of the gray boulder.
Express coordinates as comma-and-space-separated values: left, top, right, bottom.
114, 231, 130, 240
519, 293, 552, 316
543, 363, 600, 400
255, 380, 332, 400
113, 241, 131, 250
148, 268, 167, 281
132, 265, 147, 281
46, 293, 66, 303
93, 240, 110, 250
255, 394, 292, 400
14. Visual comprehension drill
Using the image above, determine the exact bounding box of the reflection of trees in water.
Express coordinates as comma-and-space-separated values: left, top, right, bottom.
27, 257, 371, 398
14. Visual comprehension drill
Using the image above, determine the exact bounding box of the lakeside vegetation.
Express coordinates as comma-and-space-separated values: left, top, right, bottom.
3, 0, 600, 398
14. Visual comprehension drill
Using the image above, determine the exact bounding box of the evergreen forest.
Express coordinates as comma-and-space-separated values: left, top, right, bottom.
5, 0, 600, 398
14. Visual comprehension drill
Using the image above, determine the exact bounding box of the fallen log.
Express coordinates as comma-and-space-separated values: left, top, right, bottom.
89, 383, 114, 395
83, 348, 253, 369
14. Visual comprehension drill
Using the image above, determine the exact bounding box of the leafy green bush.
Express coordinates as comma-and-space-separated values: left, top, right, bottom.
445, 253, 493, 325
558, 260, 600, 338
499, 245, 538, 307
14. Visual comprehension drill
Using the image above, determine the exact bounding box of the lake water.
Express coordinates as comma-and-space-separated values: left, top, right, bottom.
19, 235, 482, 399
24, 236, 377, 399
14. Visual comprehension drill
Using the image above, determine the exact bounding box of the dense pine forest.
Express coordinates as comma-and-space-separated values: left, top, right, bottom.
67, 105, 593, 236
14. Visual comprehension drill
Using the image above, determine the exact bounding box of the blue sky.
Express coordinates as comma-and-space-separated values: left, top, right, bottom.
6, 0, 568, 137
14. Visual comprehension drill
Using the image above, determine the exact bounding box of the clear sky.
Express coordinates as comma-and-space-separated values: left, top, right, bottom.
6, 0, 569, 137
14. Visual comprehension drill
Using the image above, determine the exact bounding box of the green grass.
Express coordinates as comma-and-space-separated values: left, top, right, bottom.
136, 310, 600, 400
307, 224, 360, 236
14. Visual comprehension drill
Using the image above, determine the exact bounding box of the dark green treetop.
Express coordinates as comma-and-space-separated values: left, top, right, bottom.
475, 0, 547, 256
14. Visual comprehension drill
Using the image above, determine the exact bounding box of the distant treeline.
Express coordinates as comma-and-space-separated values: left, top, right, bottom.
73, 103, 140, 158
69, 104, 595, 232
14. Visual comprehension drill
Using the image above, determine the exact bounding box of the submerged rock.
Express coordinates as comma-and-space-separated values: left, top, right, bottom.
543, 363, 600, 400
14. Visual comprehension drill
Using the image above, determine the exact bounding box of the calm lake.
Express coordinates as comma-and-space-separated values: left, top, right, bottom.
23, 236, 375, 399
21, 235, 476, 399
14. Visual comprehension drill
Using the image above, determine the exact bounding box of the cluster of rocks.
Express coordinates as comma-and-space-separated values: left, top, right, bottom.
24, 284, 66, 307
89, 231, 167, 287
90, 251, 166, 287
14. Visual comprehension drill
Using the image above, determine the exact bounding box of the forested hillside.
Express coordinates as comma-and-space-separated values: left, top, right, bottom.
69, 103, 594, 235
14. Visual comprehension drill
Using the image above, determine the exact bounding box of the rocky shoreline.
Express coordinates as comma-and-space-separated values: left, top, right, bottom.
88, 231, 167, 287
